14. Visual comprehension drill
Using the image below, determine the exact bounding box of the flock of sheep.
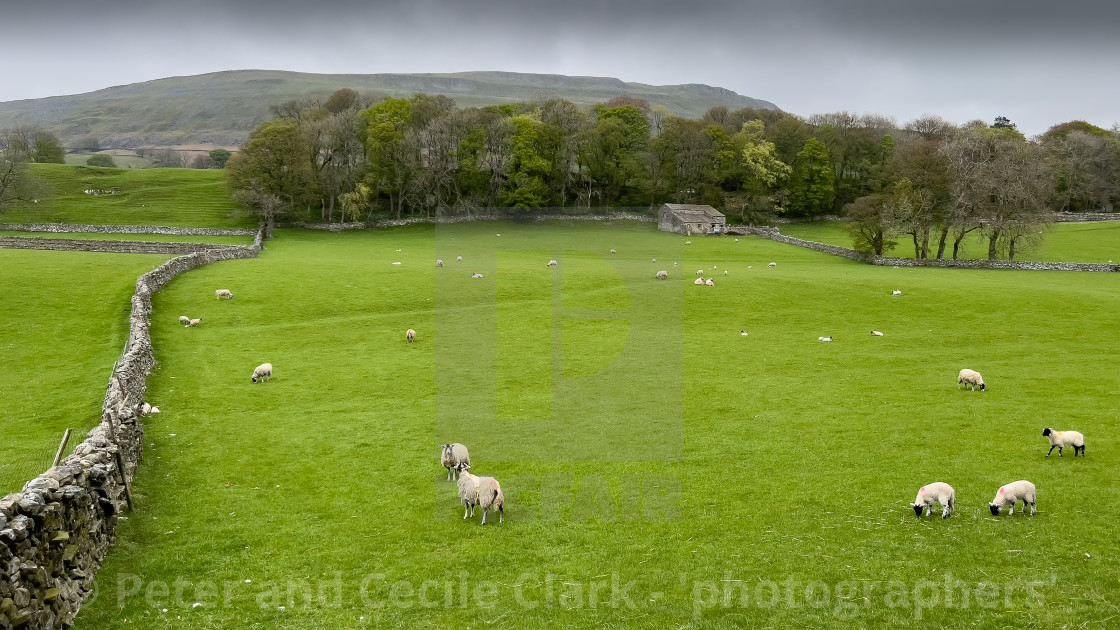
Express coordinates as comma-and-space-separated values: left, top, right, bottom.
173, 287, 272, 384
441, 442, 504, 525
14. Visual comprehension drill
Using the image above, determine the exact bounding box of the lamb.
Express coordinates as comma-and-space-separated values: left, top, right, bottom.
705, 278, 714, 286
871, 330, 884, 336
547, 259, 558, 267
440, 443, 470, 481
1042, 428, 1085, 457
655, 270, 668, 280
472, 273, 484, 279
406, 328, 416, 343
958, 369, 985, 391
768, 262, 776, 267
455, 463, 504, 524
251, 363, 272, 383
911, 482, 955, 518
694, 278, 705, 285
215, 289, 233, 300
436, 259, 443, 267
187, 318, 201, 327
989, 480, 1036, 516
457, 255, 463, 262
179, 316, 190, 325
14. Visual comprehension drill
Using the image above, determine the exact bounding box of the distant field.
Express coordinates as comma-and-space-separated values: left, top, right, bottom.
0, 231, 253, 245
0, 249, 171, 495
61, 221, 1118, 628
1, 164, 255, 228
780, 220, 1120, 263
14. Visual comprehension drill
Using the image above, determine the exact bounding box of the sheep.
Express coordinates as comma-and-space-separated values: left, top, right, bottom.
472, 273, 484, 279
740, 331, 748, 337
685, 241, 691, 245
911, 482, 955, 519
610, 249, 617, 254
892, 290, 902, 295
187, 318, 201, 327
697, 269, 705, 275
989, 480, 1036, 516
1042, 428, 1085, 457
673, 262, 678, 267
251, 363, 272, 383
547, 260, 558, 267
958, 369, 985, 392
215, 289, 233, 300
139, 402, 153, 416
818, 336, 833, 342
150, 406, 160, 414
871, 330, 884, 336
705, 278, 714, 286
436, 259, 443, 267
179, 315, 190, 325
457, 255, 463, 262
440, 443, 470, 481
651, 258, 656, 263
768, 262, 776, 267
455, 463, 504, 524
694, 278, 704, 285
406, 328, 416, 343
724, 270, 728, 275
734, 238, 739, 242
655, 270, 668, 280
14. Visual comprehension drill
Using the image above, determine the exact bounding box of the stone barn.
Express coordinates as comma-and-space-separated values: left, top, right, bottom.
657, 204, 726, 236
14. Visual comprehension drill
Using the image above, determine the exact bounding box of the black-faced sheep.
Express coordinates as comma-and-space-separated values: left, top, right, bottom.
251, 363, 272, 383
958, 369, 985, 391
406, 328, 416, 343
989, 480, 1036, 516
215, 289, 233, 300
655, 270, 668, 280
1043, 428, 1084, 457
455, 463, 504, 524
911, 482, 954, 518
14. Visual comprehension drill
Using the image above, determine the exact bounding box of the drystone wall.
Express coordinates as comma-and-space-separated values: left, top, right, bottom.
293, 211, 655, 231
0, 237, 247, 255
0, 223, 256, 236
0, 233, 263, 630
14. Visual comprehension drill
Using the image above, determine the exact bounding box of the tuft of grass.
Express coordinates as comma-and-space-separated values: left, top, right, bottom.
2, 164, 255, 228
24, 221, 1117, 628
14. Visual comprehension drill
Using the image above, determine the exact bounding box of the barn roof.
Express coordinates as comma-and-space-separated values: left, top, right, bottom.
661, 203, 725, 220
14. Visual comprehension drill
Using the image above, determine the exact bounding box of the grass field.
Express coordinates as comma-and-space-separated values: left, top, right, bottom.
780, 220, 1120, 264
56, 220, 1120, 628
0, 250, 171, 495
1, 164, 255, 228
0, 231, 254, 245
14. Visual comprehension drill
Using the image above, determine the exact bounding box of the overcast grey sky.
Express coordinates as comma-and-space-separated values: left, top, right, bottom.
2, 0, 1117, 135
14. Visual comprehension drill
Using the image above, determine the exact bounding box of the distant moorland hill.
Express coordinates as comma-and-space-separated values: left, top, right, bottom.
0, 70, 778, 150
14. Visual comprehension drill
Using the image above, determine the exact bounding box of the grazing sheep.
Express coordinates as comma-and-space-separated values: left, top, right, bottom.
441, 443, 470, 481
697, 269, 705, 275
187, 318, 201, 327
150, 406, 160, 414
871, 330, 884, 336
651, 258, 656, 262
911, 482, 955, 519
610, 249, 617, 254
740, 331, 748, 337
685, 241, 691, 245
989, 480, 1036, 516
768, 262, 776, 267
215, 289, 233, 300
892, 290, 902, 295
673, 262, 678, 267
179, 315, 190, 325
455, 463, 504, 524
251, 363, 273, 383
406, 328, 416, 343
694, 278, 705, 285
140, 402, 153, 416
1042, 428, 1085, 457
457, 255, 463, 262
818, 336, 833, 342
705, 278, 714, 286
472, 273, 484, 279
655, 270, 668, 280
436, 259, 443, 267
958, 369, 985, 392
734, 238, 739, 242
724, 270, 728, 275
496, 233, 500, 236
392, 261, 402, 265
547, 259, 558, 267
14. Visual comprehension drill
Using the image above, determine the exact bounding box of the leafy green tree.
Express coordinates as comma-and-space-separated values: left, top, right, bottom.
501, 113, 551, 208
32, 131, 65, 163
86, 154, 117, 167
361, 97, 416, 218
788, 138, 835, 217
844, 193, 896, 255
209, 149, 232, 169
0, 130, 36, 213
226, 118, 317, 230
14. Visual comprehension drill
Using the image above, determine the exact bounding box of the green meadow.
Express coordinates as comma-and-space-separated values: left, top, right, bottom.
2, 164, 255, 229
0, 232, 254, 245
780, 219, 1120, 264
40, 221, 1116, 628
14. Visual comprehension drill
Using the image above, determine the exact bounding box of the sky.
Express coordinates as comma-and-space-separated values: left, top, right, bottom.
2, 0, 1117, 136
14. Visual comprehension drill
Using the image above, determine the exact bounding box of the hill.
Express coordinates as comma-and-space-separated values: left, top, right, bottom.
0, 70, 779, 150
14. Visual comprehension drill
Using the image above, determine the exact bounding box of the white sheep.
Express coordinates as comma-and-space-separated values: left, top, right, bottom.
215, 289, 233, 300
768, 262, 776, 267
734, 238, 739, 242
911, 482, 955, 519
989, 480, 1036, 516
724, 270, 728, 275
406, 328, 416, 343
740, 331, 748, 337
685, 241, 691, 245
673, 262, 678, 267
818, 336, 833, 342
705, 278, 714, 286
655, 270, 668, 280
1042, 428, 1085, 457
694, 278, 704, 285
150, 406, 160, 414
251, 363, 272, 383
457, 255, 463, 262
697, 269, 704, 275
651, 258, 656, 263
958, 369, 985, 391
139, 402, 153, 416
187, 318, 201, 327
892, 290, 902, 295
871, 330, 884, 336
179, 316, 190, 325
441, 443, 470, 481
455, 463, 505, 524
472, 273, 484, 279
610, 249, 617, 254
436, 259, 443, 267
547, 260, 558, 267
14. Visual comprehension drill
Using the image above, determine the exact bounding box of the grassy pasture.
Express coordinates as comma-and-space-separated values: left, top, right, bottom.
0, 231, 254, 245
2, 164, 255, 229
781, 219, 1120, 264
57, 220, 1120, 628
0, 250, 171, 494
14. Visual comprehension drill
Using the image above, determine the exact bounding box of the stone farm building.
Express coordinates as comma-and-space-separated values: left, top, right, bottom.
657, 204, 726, 236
